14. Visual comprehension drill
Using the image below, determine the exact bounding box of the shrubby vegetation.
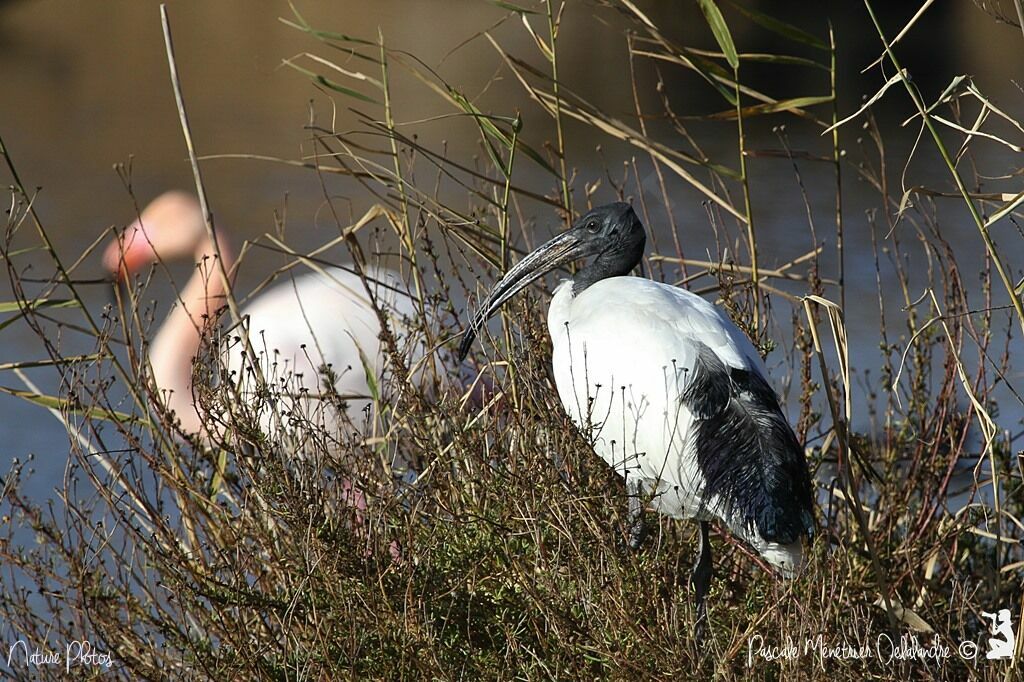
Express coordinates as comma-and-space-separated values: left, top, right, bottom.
1, 1, 1022, 679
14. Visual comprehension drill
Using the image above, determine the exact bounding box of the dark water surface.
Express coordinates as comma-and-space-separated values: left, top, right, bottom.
2, 0, 1022, 505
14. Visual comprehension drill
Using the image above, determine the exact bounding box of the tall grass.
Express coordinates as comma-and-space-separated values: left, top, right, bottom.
1, 1, 1022, 679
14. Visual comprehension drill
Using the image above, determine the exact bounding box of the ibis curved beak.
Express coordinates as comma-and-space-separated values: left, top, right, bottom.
459, 228, 589, 360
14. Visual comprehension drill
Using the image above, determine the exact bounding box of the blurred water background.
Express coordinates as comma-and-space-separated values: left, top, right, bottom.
2, 0, 1022, 506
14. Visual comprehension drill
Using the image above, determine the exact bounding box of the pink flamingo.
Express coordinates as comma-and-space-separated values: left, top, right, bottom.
104, 191, 423, 556
103, 191, 425, 436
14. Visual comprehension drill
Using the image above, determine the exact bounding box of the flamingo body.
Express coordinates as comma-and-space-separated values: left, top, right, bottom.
104, 191, 420, 438
223, 266, 414, 435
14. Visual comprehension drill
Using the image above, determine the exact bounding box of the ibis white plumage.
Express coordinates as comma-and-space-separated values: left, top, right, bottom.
459, 202, 815, 636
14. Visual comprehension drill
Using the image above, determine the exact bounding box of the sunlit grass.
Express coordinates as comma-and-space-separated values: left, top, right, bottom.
1, 1, 1022, 679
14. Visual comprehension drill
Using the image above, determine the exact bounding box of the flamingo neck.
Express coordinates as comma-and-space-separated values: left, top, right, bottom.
148, 234, 234, 436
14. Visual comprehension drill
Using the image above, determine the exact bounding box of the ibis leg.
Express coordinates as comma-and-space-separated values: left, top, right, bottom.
692, 521, 712, 642
551, 449, 570, 484
626, 477, 646, 551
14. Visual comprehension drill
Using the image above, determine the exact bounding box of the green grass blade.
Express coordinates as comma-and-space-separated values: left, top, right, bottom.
0, 298, 79, 314
736, 52, 828, 70
488, 0, 540, 15
697, 0, 739, 69
728, 1, 828, 50
282, 60, 381, 104
0, 299, 81, 332
707, 94, 834, 120
0, 354, 101, 371
282, 3, 376, 46
0, 385, 147, 426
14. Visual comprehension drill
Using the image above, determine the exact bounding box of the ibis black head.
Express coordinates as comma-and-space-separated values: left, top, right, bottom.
458, 202, 646, 360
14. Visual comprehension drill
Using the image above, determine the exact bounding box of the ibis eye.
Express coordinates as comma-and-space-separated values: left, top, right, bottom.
586, 220, 599, 233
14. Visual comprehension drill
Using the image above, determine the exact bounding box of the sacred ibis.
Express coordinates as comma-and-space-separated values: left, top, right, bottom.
459, 202, 815, 635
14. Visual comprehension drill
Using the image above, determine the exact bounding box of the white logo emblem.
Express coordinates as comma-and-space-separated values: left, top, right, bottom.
980, 609, 1016, 660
